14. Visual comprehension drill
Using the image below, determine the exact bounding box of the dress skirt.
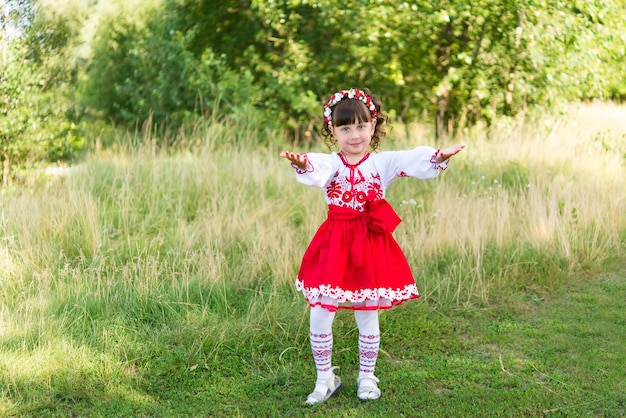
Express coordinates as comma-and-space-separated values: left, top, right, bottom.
295, 199, 419, 311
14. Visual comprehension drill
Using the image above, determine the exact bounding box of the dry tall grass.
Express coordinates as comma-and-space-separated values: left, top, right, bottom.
392, 102, 625, 303
0, 103, 624, 416
0, 103, 624, 345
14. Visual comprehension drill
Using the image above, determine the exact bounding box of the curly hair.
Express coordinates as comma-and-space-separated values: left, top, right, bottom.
321, 88, 388, 151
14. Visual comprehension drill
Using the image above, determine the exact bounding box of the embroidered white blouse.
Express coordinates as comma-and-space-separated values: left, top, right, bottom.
293, 146, 448, 211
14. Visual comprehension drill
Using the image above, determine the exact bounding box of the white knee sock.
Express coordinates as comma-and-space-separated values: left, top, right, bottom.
309, 306, 336, 391
354, 310, 380, 378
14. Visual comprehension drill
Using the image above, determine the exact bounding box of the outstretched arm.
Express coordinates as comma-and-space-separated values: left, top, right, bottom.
280, 151, 308, 170
434, 144, 466, 164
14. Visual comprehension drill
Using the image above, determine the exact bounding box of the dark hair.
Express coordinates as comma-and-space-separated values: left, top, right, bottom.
321, 88, 387, 151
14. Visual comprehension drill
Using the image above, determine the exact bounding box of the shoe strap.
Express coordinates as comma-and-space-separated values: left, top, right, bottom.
358, 374, 379, 386
315, 366, 340, 385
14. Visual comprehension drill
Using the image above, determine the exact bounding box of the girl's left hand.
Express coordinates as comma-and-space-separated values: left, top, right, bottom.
437, 144, 466, 163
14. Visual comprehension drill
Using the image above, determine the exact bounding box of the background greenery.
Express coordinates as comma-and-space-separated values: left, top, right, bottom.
2, 0, 626, 177
1, 1, 626, 416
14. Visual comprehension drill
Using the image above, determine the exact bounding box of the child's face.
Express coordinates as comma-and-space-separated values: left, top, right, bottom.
330, 119, 376, 160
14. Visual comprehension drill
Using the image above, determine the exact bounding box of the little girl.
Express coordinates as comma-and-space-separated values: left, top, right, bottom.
280, 88, 465, 405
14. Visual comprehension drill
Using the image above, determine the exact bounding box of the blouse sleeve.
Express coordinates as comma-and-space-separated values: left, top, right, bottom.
375, 146, 448, 188
290, 152, 336, 188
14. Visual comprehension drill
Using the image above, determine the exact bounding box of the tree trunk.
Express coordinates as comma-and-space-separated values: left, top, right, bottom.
435, 95, 449, 141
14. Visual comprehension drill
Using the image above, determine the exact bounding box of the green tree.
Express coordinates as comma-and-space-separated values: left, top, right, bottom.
75, 0, 626, 140
1, 0, 84, 184
82, 1, 264, 133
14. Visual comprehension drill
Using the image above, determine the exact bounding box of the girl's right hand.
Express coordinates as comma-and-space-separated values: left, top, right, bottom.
280, 151, 308, 170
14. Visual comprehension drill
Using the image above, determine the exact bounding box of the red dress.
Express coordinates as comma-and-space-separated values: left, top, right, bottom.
292, 148, 447, 311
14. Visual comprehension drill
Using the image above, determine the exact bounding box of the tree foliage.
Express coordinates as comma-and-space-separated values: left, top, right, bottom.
77, 0, 625, 138
1, 0, 84, 183
1, 0, 625, 175
83, 5, 263, 129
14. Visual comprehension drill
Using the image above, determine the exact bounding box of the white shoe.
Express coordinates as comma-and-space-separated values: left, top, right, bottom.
357, 374, 381, 400
305, 367, 342, 405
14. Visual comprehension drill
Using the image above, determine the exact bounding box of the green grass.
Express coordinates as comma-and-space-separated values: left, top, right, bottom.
1, 103, 625, 416
2, 268, 624, 417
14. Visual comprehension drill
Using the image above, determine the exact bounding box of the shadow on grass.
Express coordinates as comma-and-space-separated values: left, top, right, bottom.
2, 267, 625, 417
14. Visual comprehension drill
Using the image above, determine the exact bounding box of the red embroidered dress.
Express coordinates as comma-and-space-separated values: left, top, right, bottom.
292, 146, 448, 311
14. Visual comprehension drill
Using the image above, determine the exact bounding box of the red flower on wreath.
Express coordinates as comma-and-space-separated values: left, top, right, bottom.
323, 89, 377, 128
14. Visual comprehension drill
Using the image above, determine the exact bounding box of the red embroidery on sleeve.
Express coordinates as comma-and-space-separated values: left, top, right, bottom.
293, 155, 313, 174
430, 149, 447, 170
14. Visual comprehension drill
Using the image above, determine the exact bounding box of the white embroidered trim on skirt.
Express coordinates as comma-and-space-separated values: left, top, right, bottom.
295, 278, 419, 303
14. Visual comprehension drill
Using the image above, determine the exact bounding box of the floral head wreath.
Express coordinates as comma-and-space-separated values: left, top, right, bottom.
323, 88, 377, 128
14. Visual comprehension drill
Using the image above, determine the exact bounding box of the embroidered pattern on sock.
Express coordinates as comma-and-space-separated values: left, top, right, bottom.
311, 332, 333, 373
359, 333, 380, 374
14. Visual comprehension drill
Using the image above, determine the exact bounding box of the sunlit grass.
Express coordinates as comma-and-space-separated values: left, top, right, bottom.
0, 102, 624, 416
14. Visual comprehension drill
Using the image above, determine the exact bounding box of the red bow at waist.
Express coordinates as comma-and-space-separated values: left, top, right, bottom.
327, 199, 402, 267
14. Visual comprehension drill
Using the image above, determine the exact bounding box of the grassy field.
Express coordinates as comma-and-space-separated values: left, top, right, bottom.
1, 103, 625, 417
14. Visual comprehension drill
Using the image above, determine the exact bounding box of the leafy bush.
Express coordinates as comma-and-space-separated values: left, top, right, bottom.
77, 0, 626, 138
82, 9, 268, 133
